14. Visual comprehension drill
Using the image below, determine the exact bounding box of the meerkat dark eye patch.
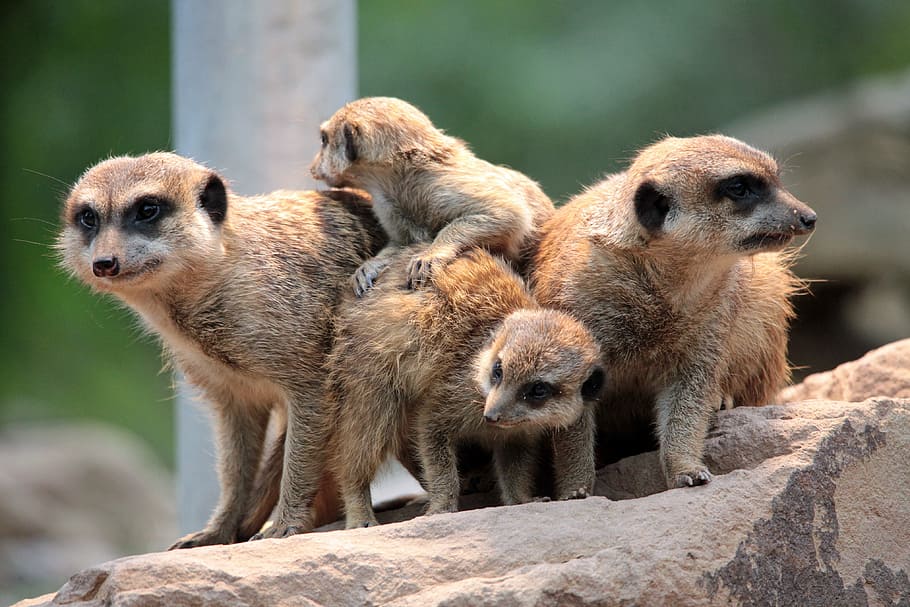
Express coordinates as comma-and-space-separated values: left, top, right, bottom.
74, 206, 98, 231
634, 181, 671, 232
581, 367, 605, 401
716, 173, 768, 211
200, 173, 228, 224
522, 381, 554, 405
132, 196, 168, 223
343, 123, 358, 162
320, 130, 328, 147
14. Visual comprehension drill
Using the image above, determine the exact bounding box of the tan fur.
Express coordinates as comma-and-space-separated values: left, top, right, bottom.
57, 153, 386, 546
310, 97, 554, 296
531, 135, 816, 488
325, 246, 603, 528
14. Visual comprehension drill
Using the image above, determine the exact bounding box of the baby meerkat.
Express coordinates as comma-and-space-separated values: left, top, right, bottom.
310, 96, 554, 296
326, 246, 604, 528
531, 135, 816, 489
57, 153, 386, 546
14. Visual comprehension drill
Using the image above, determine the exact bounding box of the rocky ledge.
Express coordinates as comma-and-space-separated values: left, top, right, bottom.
16, 340, 910, 607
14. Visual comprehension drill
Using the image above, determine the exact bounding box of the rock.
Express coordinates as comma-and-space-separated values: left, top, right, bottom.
0, 423, 176, 606
13, 397, 910, 607
780, 338, 910, 403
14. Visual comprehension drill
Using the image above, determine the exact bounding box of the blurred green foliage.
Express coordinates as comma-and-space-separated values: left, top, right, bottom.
2, 1, 909, 468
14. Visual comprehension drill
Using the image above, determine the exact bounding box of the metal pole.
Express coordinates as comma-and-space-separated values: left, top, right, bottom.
171, 0, 356, 534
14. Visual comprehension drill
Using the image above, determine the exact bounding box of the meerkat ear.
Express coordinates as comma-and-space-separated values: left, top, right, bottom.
343, 122, 358, 162
199, 173, 228, 224
581, 366, 605, 401
634, 181, 671, 232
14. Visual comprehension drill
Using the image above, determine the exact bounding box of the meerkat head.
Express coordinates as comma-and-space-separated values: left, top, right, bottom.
597, 135, 817, 257
57, 152, 229, 295
310, 96, 460, 187
474, 309, 604, 431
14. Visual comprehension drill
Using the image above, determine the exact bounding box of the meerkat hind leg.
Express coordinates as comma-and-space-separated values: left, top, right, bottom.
170, 402, 271, 549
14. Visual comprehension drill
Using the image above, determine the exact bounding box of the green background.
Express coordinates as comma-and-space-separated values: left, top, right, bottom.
2, 1, 909, 467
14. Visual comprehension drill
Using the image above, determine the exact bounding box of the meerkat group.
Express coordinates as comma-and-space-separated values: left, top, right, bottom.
59, 97, 816, 547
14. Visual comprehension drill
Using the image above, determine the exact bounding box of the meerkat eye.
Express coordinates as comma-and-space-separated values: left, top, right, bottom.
524, 381, 553, 403
320, 131, 329, 147
490, 359, 503, 385
725, 178, 750, 199
135, 199, 162, 222
77, 208, 97, 230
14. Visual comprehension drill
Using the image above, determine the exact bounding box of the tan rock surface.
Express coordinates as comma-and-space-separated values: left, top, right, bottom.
779, 338, 910, 403
14, 397, 909, 607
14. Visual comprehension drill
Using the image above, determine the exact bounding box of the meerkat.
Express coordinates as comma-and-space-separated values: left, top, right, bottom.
57, 152, 386, 547
531, 135, 817, 489
309, 96, 554, 296
325, 246, 604, 528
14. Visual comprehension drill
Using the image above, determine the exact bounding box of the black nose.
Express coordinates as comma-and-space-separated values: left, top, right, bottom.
483, 412, 500, 424
92, 256, 120, 277
799, 212, 817, 231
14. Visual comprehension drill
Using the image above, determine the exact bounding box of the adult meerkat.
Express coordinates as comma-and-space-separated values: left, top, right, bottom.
532, 135, 817, 489
57, 153, 386, 546
326, 246, 604, 528
310, 96, 554, 296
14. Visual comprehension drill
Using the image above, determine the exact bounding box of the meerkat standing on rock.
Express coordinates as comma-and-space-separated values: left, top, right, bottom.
326, 246, 604, 528
532, 135, 816, 489
57, 153, 386, 546
310, 97, 554, 296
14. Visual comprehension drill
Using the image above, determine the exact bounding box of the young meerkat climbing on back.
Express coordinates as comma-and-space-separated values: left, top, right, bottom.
532, 135, 816, 489
326, 246, 604, 528
58, 153, 386, 546
310, 96, 554, 296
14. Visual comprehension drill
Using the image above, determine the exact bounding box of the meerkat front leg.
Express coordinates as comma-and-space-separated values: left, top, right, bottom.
407, 205, 530, 289
493, 439, 539, 505
418, 420, 461, 515
551, 408, 596, 500
654, 371, 719, 489
170, 401, 270, 549
253, 386, 329, 538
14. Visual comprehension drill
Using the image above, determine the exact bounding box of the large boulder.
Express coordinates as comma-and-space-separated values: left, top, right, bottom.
14, 394, 909, 606
779, 337, 910, 403
0, 423, 175, 607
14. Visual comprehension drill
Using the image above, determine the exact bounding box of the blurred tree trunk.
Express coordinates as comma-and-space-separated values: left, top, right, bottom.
171, 0, 356, 534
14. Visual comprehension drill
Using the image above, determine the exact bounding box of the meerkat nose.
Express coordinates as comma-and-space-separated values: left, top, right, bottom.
798, 211, 817, 232
483, 411, 501, 424
92, 256, 120, 277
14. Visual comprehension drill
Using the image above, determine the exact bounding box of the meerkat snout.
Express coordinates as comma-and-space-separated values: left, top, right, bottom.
92, 255, 120, 277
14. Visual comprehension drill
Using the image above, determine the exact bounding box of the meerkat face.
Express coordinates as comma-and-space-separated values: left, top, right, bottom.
628, 135, 817, 257
474, 310, 604, 431
309, 96, 453, 187
58, 153, 228, 294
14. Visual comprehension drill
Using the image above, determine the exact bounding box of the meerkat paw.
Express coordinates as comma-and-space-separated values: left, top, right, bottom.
168, 528, 233, 550
344, 518, 380, 530
406, 249, 457, 289
424, 500, 459, 516
672, 467, 713, 488
559, 486, 590, 500
351, 258, 389, 297
249, 523, 304, 540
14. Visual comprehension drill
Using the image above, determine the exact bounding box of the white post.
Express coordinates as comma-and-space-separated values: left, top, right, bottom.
171, 0, 356, 534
